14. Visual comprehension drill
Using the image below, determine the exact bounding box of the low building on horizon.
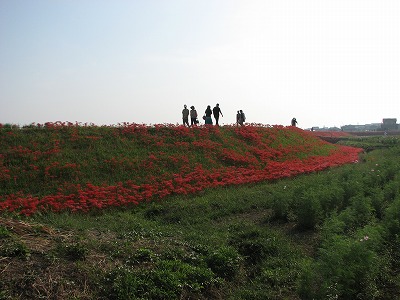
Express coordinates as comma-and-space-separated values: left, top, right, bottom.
381, 118, 398, 131
308, 118, 399, 132
340, 119, 398, 132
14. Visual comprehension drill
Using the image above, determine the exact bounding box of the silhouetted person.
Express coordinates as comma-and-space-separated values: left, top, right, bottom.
291, 118, 298, 127
204, 105, 213, 125
237, 110, 245, 126
190, 106, 198, 126
240, 110, 246, 126
182, 105, 189, 127
212, 103, 223, 125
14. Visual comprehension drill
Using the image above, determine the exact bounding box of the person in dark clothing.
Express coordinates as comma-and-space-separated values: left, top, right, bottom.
182, 105, 189, 127
239, 110, 245, 126
236, 111, 241, 126
190, 106, 198, 126
236, 110, 246, 126
291, 118, 298, 127
204, 105, 213, 125
212, 103, 223, 126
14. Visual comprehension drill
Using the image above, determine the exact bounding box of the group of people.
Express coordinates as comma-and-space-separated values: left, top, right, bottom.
236, 110, 246, 126
182, 104, 231, 127
182, 104, 247, 127
182, 104, 296, 128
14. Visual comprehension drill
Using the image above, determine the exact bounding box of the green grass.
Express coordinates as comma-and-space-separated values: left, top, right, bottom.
0, 124, 337, 199
338, 135, 400, 151
1, 132, 400, 299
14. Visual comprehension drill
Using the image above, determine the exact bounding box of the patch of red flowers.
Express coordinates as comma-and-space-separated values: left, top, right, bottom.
0, 123, 362, 216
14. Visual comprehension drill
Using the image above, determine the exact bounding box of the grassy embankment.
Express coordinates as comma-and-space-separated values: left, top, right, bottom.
1, 124, 400, 299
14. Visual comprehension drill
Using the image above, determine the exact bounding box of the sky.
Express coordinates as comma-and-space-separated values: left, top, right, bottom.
1, 0, 399, 129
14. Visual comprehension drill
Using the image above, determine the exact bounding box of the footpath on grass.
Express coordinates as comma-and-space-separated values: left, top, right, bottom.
0, 123, 362, 215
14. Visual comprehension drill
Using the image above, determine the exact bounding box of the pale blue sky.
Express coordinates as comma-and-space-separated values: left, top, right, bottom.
1, 0, 399, 128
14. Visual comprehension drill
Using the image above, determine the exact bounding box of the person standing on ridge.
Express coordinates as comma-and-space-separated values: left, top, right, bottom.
182, 105, 189, 127
204, 105, 213, 125
212, 103, 223, 126
236, 110, 245, 126
291, 118, 298, 127
239, 110, 246, 126
190, 106, 198, 126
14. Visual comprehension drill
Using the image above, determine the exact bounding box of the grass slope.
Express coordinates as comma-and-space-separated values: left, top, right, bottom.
2, 125, 400, 299
0, 123, 360, 215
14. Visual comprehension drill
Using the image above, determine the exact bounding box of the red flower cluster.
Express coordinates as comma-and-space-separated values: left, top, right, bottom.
0, 123, 362, 216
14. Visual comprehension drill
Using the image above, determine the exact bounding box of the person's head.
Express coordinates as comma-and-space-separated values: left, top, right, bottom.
190, 106, 194, 109
207, 105, 211, 109
240, 110, 243, 113
184, 105, 187, 108
216, 103, 219, 107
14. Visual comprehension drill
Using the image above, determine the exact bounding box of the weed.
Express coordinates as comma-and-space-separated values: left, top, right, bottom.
58, 242, 88, 261
270, 191, 292, 221
104, 260, 218, 299
205, 246, 242, 280
129, 247, 157, 264
296, 189, 323, 230
0, 225, 11, 238
1, 241, 30, 258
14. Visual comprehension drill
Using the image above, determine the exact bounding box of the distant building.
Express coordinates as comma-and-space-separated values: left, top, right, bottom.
314, 118, 399, 132
309, 126, 341, 131
341, 125, 366, 132
341, 121, 396, 132
381, 118, 398, 131
365, 123, 381, 131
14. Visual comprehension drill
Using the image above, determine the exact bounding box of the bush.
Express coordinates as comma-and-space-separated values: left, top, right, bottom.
270, 191, 292, 221
300, 219, 388, 300
228, 227, 267, 265
0, 241, 30, 259
383, 179, 400, 203
105, 260, 218, 299
58, 242, 88, 261
383, 196, 400, 239
298, 234, 382, 299
333, 195, 376, 234
349, 195, 375, 228
370, 188, 385, 219
0, 225, 11, 238
296, 189, 323, 230
130, 248, 157, 264
205, 246, 242, 280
